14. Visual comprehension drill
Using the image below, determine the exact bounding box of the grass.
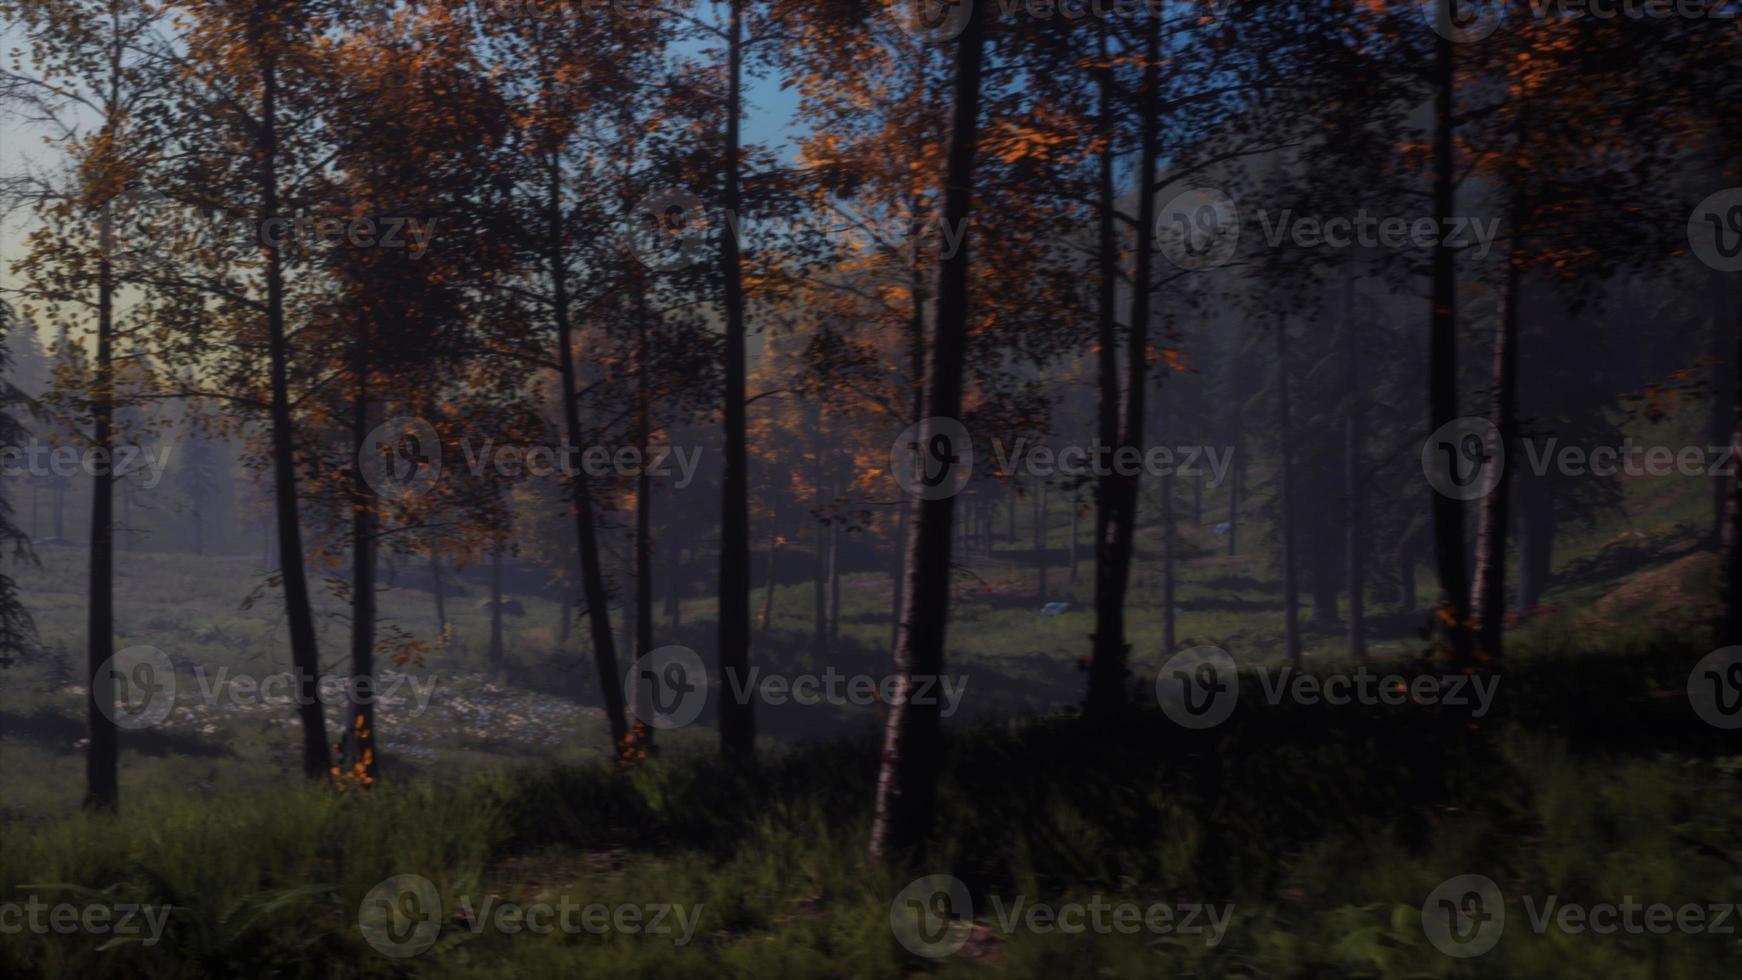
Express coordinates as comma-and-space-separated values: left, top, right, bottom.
1, 637, 1738, 977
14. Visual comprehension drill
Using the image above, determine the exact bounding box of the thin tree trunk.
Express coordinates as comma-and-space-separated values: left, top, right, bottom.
431, 554, 447, 636
759, 524, 778, 641
1034, 482, 1048, 602
1343, 273, 1367, 662
342, 363, 377, 783
85, 191, 117, 812
828, 473, 841, 644
1228, 394, 1240, 558
1710, 272, 1731, 541
547, 152, 628, 746
717, 0, 754, 761
1087, 13, 1160, 717
1470, 244, 1522, 662
489, 545, 504, 672
868, 2, 986, 862
1277, 319, 1302, 667
1429, 30, 1472, 665
1068, 489, 1080, 586
261, 49, 329, 780
633, 276, 654, 741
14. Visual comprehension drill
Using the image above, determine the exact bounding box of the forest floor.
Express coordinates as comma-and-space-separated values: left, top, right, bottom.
2, 447, 1738, 976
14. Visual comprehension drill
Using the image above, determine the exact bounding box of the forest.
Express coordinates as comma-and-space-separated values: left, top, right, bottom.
0, 1, 1739, 977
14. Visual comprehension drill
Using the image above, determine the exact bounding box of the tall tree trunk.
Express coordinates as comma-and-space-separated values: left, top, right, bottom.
1227, 394, 1240, 558
85, 193, 117, 812
813, 431, 827, 649
430, 554, 447, 637
548, 153, 629, 746
1277, 319, 1302, 667
828, 473, 841, 644
868, 2, 986, 861
1087, 13, 1160, 716
342, 362, 378, 784
1068, 489, 1080, 586
759, 524, 778, 641
1034, 482, 1048, 602
489, 544, 504, 672
1713, 288, 1742, 642
1343, 274, 1367, 662
1159, 390, 1175, 656
717, 0, 754, 761
1515, 479, 1554, 612
1710, 272, 1731, 541
1470, 244, 1522, 662
632, 277, 654, 741
261, 50, 329, 780
1429, 30, 1472, 665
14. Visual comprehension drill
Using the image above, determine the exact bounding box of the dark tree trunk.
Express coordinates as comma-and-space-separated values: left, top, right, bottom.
431, 555, 447, 636
1710, 273, 1731, 541
1034, 481, 1048, 602
1087, 14, 1160, 717
813, 432, 827, 649
868, 2, 986, 861
828, 474, 841, 644
1430, 31, 1472, 665
261, 51, 329, 781
1714, 290, 1742, 643
548, 153, 628, 746
633, 278, 654, 741
489, 545, 504, 672
1343, 275, 1367, 662
85, 195, 117, 812
1227, 398, 1240, 558
1277, 319, 1302, 667
342, 365, 378, 783
1470, 247, 1522, 662
1515, 478, 1554, 612
759, 524, 778, 641
1068, 489, 1080, 586
716, 0, 754, 762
